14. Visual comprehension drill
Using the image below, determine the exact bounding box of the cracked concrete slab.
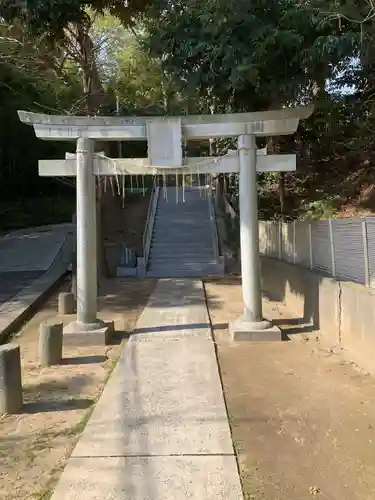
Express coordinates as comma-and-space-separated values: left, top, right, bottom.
51, 456, 243, 500
0, 230, 70, 273
50, 279, 243, 500
72, 335, 233, 457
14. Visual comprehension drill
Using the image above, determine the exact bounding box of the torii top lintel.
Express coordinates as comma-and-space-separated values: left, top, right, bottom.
18, 106, 313, 142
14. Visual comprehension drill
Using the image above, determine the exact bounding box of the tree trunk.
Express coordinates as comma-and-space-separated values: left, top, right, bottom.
76, 23, 106, 116
69, 21, 111, 280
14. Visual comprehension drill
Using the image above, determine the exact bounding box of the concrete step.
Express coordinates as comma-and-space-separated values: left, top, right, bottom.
156, 210, 209, 214
155, 214, 209, 220
149, 251, 215, 259
155, 217, 210, 223
154, 220, 211, 227
157, 199, 208, 204
157, 202, 208, 207
150, 246, 214, 254
151, 234, 212, 241
156, 213, 209, 218
154, 217, 211, 229
151, 235, 211, 240
152, 230, 212, 236
154, 217, 210, 223
150, 240, 212, 246
153, 228, 211, 234
148, 262, 220, 271
155, 210, 209, 215
156, 209, 209, 213
151, 239, 213, 246
151, 241, 214, 255
153, 222, 210, 229
157, 204, 208, 208
150, 245, 213, 252
145, 186, 219, 280
146, 266, 222, 272
151, 240, 213, 246
146, 266, 223, 278
149, 258, 217, 269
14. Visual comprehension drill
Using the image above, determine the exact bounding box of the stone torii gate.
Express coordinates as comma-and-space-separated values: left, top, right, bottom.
18, 107, 312, 343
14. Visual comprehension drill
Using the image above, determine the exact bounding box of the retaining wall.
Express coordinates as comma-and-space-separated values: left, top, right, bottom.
261, 256, 375, 374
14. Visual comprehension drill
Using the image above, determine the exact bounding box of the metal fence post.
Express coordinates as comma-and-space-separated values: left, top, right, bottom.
271, 222, 275, 258
259, 221, 264, 256
329, 218, 336, 277
362, 219, 370, 286
308, 222, 313, 270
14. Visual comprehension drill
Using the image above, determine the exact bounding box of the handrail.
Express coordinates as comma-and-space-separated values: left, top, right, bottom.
142, 185, 155, 253
207, 186, 223, 263
142, 185, 160, 269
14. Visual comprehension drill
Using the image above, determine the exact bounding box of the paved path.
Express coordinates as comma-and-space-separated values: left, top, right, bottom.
0, 271, 44, 306
0, 225, 73, 338
0, 226, 72, 309
0, 227, 71, 273
50, 279, 243, 499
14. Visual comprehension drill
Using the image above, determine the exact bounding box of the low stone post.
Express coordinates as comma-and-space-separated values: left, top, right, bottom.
58, 292, 75, 315
0, 344, 23, 414
39, 322, 63, 366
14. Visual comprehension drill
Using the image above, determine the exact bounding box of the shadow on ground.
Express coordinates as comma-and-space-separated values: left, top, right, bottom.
22, 397, 94, 414
62, 355, 107, 365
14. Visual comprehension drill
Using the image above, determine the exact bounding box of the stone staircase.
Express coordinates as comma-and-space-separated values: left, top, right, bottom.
146, 187, 224, 278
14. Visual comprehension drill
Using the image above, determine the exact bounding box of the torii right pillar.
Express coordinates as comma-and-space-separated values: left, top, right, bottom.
229, 133, 286, 341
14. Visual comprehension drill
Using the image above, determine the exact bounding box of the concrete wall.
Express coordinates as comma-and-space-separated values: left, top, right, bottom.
261, 256, 375, 374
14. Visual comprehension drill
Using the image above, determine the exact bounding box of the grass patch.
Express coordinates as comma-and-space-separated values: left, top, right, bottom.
31, 488, 53, 500
67, 405, 95, 437
25, 448, 36, 466
1, 317, 30, 345
104, 355, 119, 380
240, 464, 261, 500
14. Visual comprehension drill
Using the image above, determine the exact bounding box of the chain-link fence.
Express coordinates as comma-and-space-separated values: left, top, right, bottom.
259, 218, 375, 288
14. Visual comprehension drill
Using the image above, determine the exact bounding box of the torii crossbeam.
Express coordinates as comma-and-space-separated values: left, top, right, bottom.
18, 106, 313, 343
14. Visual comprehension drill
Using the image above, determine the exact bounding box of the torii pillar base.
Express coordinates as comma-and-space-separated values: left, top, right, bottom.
63, 320, 114, 347
228, 317, 281, 342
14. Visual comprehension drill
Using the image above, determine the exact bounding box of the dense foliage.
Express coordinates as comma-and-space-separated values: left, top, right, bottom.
1, 0, 375, 221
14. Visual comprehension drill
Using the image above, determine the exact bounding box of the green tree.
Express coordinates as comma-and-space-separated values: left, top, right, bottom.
145, 0, 354, 110
144, 0, 370, 217
1, 0, 156, 114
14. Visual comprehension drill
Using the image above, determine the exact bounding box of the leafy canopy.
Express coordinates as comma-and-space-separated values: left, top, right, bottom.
0, 0, 153, 37
145, 0, 357, 110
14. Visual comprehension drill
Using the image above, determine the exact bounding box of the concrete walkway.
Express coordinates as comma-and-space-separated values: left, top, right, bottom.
0, 226, 72, 273
51, 279, 243, 499
0, 226, 73, 339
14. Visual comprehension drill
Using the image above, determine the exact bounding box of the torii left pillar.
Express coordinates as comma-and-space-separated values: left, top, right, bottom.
64, 138, 112, 346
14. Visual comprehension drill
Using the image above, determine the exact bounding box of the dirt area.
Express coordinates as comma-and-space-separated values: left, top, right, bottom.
205, 277, 375, 500
102, 190, 151, 255
0, 277, 155, 500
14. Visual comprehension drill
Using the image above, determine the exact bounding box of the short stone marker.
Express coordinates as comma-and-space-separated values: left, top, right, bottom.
0, 344, 23, 414
39, 321, 63, 366
58, 292, 75, 315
